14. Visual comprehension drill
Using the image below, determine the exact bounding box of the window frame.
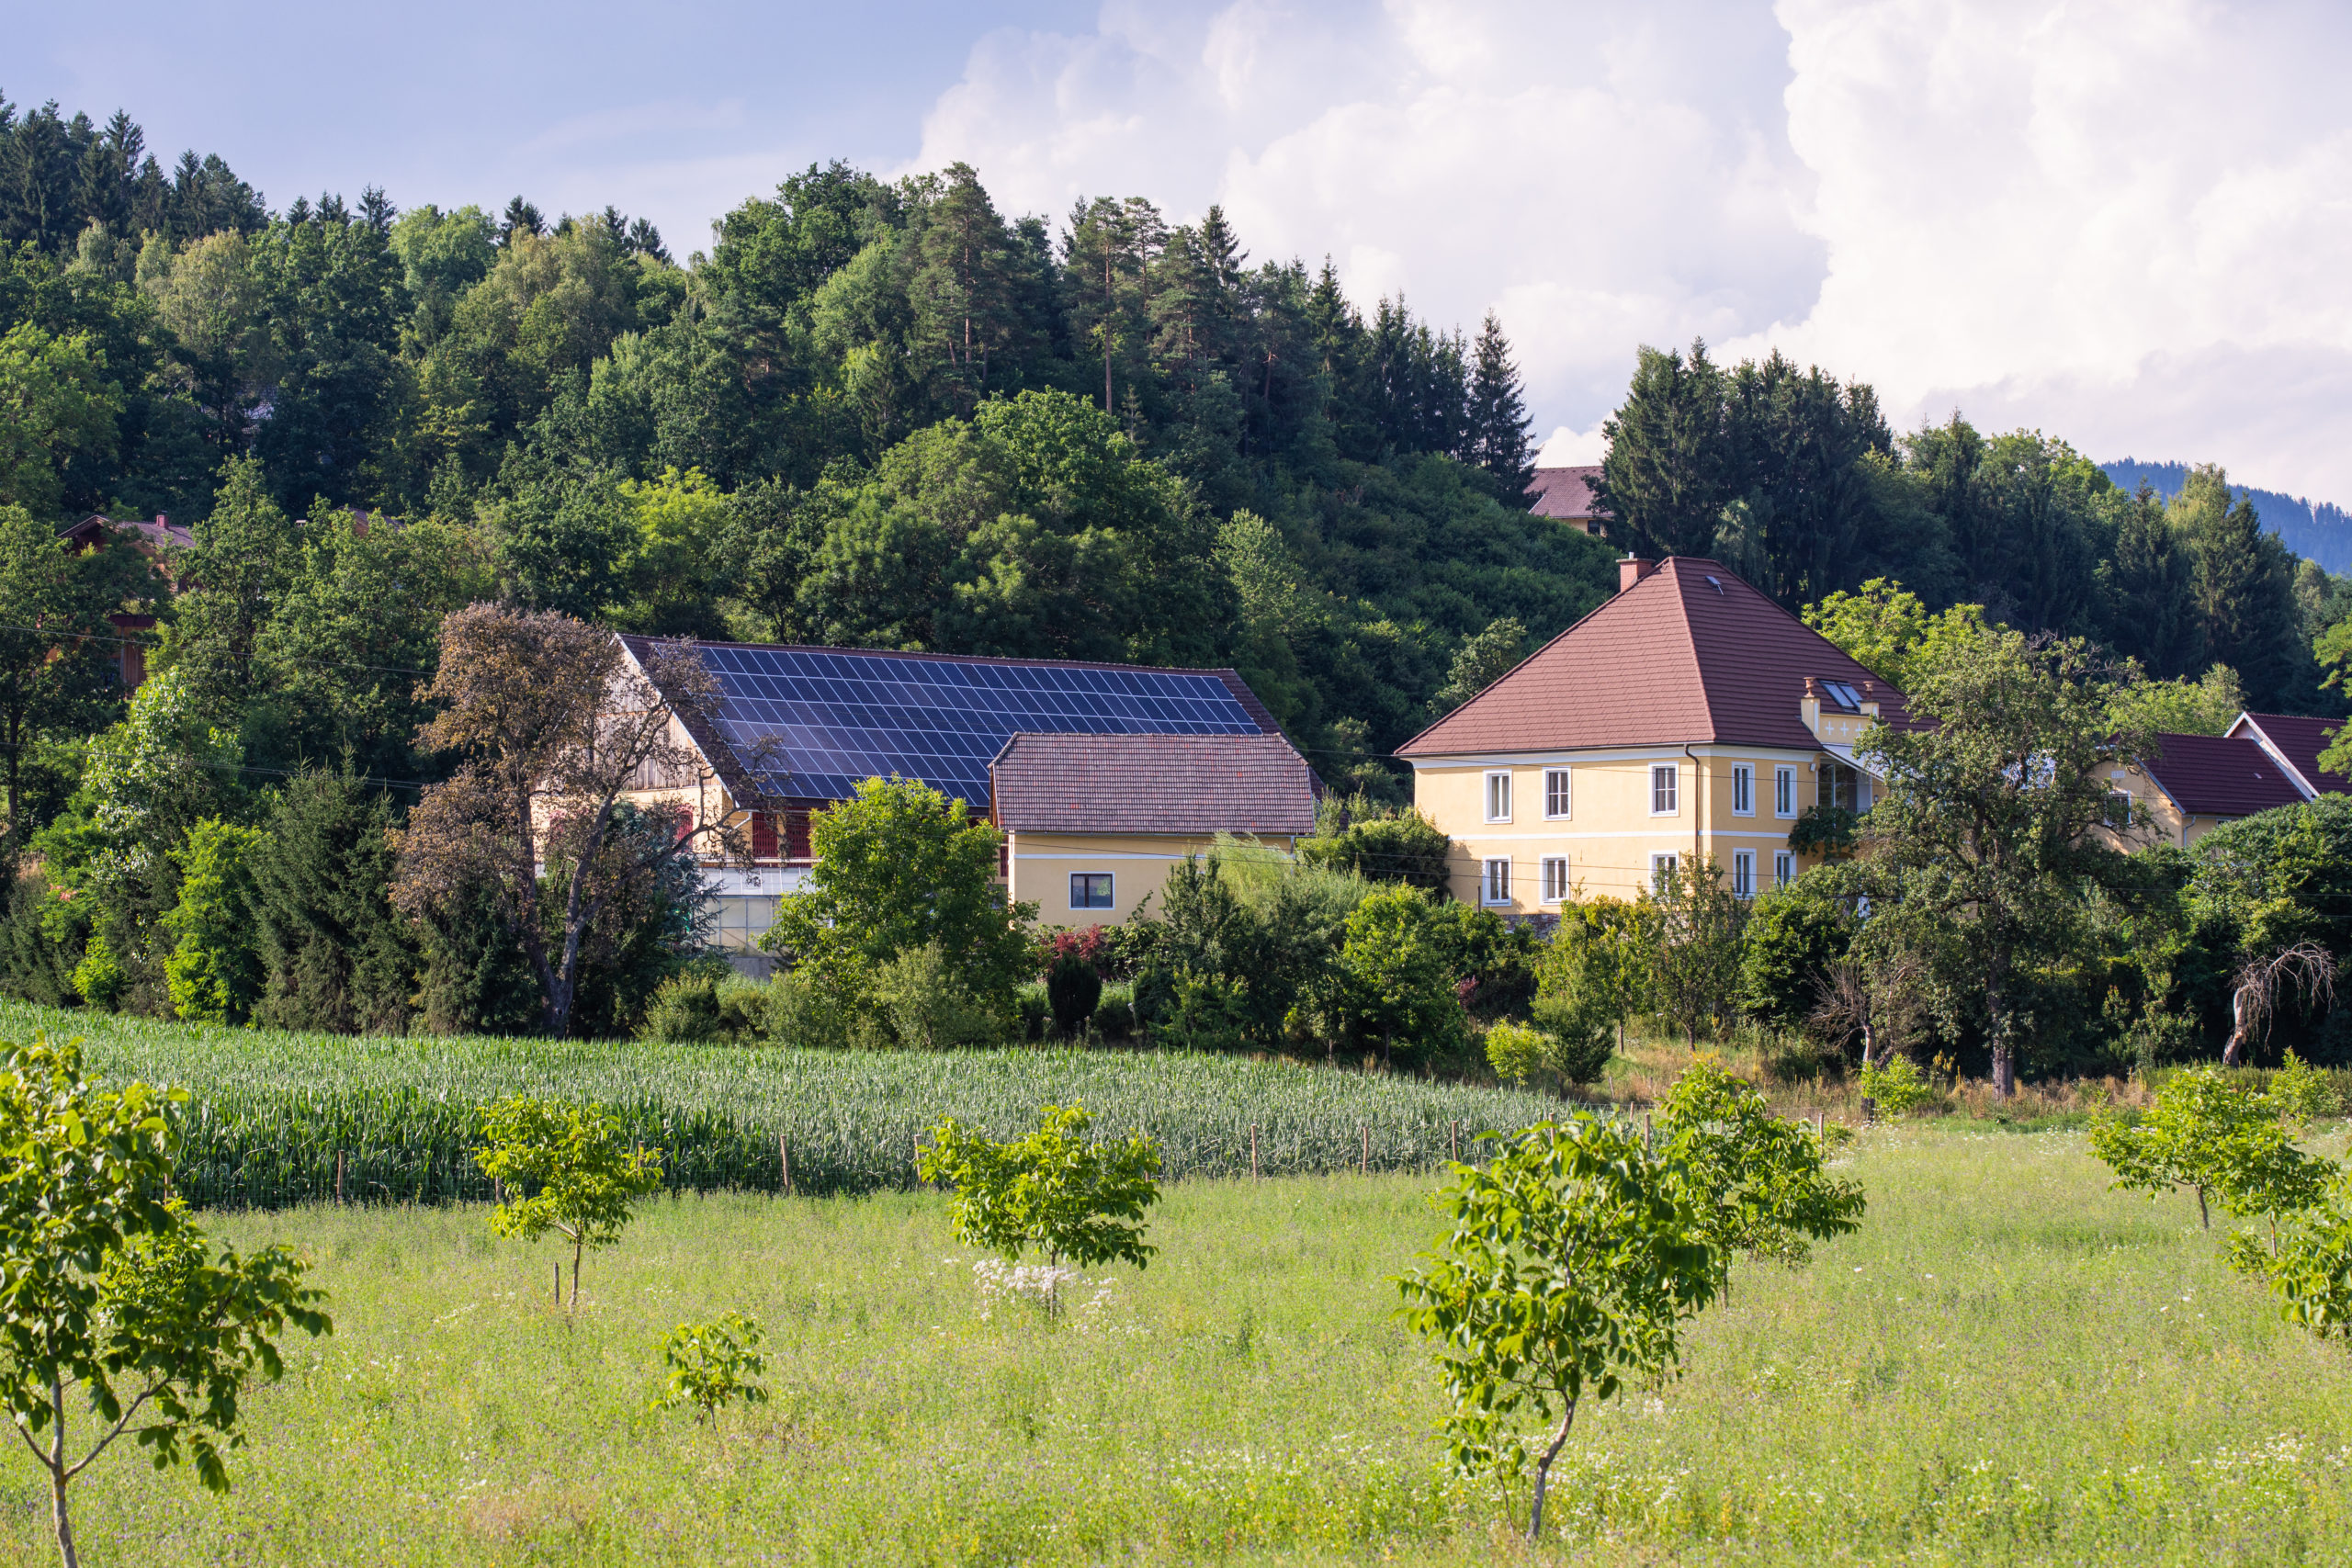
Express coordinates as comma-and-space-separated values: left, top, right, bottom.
1731, 762, 1754, 817
1733, 848, 1755, 899
1775, 764, 1797, 818
1650, 762, 1679, 817
1650, 852, 1679, 891
1484, 769, 1513, 824
1773, 850, 1794, 888
1540, 855, 1569, 904
1481, 856, 1512, 906
1069, 872, 1115, 910
2105, 789, 2134, 829
1543, 766, 1572, 820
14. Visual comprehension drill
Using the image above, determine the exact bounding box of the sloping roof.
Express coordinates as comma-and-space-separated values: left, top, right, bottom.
2141, 733, 2306, 818
2229, 712, 2352, 797
1396, 557, 1906, 757
1525, 465, 1602, 519
617, 636, 1285, 809
990, 732, 1317, 836
60, 513, 195, 554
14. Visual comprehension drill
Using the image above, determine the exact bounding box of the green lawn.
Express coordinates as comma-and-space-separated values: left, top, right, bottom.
13, 1125, 2352, 1566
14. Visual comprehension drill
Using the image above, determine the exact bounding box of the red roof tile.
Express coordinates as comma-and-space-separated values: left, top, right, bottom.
2230, 712, 2352, 797
1525, 465, 1602, 519
2140, 733, 2307, 818
1396, 558, 1905, 756
989, 732, 1317, 837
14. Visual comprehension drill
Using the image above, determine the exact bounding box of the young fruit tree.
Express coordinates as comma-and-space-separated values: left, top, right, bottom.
920, 1103, 1159, 1319
0, 1034, 330, 1568
1396, 1115, 1719, 1544
2088, 1064, 2334, 1231
650, 1312, 769, 1425
2226, 1171, 2352, 1337
474, 1096, 663, 1309
1653, 1059, 1867, 1286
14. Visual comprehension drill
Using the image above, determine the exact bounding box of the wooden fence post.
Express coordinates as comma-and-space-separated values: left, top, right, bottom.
1360, 1123, 1369, 1175
334, 1150, 345, 1207
1250, 1123, 1259, 1180
552, 1261, 561, 1305
1644, 1113, 1653, 1151
780, 1134, 793, 1197
1450, 1120, 1459, 1163
1814, 1110, 1826, 1147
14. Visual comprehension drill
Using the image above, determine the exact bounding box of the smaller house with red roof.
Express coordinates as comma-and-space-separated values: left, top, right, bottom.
1396, 556, 1905, 909
1525, 465, 1604, 534
2108, 714, 2350, 847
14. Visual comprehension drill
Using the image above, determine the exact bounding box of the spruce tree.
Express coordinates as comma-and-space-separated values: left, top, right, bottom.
1467, 311, 1536, 500
250, 768, 415, 1033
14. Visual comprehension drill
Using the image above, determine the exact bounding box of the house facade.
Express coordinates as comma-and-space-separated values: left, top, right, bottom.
1395, 556, 1905, 910
989, 732, 1317, 924
2103, 714, 2349, 848
615, 636, 1313, 968
1524, 465, 1604, 534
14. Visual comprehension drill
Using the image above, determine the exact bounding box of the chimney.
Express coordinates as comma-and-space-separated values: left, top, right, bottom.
154, 513, 167, 527
1618, 556, 1657, 593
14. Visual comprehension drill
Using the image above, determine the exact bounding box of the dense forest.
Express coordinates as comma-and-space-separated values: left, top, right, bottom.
4, 87, 2348, 822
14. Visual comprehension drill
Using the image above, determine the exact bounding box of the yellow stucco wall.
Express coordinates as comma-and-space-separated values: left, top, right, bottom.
1006, 832, 1300, 926
2097, 762, 2241, 850
1411, 750, 1830, 909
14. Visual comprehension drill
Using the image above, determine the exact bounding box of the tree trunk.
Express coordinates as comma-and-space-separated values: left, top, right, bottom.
50, 1374, 76, 1568
2196, 1185, 2210, 1231
2223, 984, 2252, 1066
571, 1235, 583, 1309
1986, 977, 2016, 1098
1527, 1397, 1577, 1542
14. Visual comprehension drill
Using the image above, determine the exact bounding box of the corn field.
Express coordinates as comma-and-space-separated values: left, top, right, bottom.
0, 1002, 1573, 1211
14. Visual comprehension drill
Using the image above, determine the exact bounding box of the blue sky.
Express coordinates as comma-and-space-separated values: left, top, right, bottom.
13, 1, 2352, 503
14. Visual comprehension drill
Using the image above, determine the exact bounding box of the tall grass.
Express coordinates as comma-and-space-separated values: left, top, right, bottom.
0, 1001, 1573, 1210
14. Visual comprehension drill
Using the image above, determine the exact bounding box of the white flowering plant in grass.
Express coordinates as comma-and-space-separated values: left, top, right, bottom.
921, 1102, 1159, 1320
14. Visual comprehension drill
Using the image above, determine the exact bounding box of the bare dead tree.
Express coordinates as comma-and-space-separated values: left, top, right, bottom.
392, 605, 741, 1036
1807, 950, 1933, 1068
2222, 941, 2337, 1066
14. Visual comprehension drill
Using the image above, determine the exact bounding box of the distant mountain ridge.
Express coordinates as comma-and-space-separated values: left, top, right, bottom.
2101, 459, 2352, 573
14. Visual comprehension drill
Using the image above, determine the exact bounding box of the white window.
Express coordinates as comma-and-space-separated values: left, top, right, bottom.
2105, 790, 2133, 829
1774, 850, 1795, 888
1650, 852, 1679, 890
1544, 767, 1571, 819
1540, 856, 1570, 903
1775, 765, 1796, 818
1732, 763, 1754, 817
1650, 763, 1679, 816
1482, 857, 1511, 905
1070, 873, 1114, 910
1733, 849, 1756, 899
1485, 770, 1512, 823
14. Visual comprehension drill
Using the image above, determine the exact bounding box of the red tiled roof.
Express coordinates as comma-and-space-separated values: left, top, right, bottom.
60, 513, 195, 553
2230, 712, 2352, 797
1396, 557, 1906, 756
2141, 733, 2307, 818
1525, 465, 1602, 519
989, 732, 1317, 837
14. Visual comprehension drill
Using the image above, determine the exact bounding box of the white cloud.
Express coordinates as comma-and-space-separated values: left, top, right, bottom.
911, 0, 2352, 502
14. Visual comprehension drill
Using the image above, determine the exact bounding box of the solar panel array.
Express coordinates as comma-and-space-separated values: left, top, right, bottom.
692, 644, 1271, 805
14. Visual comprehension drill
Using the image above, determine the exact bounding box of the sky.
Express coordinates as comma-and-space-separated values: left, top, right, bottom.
13, 0, 2352, 502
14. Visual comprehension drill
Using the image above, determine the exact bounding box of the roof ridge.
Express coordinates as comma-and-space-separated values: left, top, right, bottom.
616, 631, 1251, 682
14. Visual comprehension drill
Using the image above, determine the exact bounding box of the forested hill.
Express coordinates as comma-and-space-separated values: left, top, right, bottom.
2101, 459, 2352, 574
5, 88, 2350, 817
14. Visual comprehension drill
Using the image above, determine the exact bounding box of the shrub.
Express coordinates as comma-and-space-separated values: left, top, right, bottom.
161, 818, 268, 1026
713, 975, 772, 1041
1091, 985, 1135, 1040
1858, 1055, 1936, 1115
638, 973, 723, 1043
650, 1312, 769, 1424
1047, 952, 1103, 1037
1340, 886, 1464, 1069
2227, 1171, 2352, 1338
2090, 1064, 2333, 1230
1297, 806, 1452, 892
869, 940, 1001, 1050
763, 968, 849, 1049
1014, 983, 1049, 1043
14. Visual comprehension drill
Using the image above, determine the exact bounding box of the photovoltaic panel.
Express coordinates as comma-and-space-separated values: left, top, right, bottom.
682, 644, 1270, 806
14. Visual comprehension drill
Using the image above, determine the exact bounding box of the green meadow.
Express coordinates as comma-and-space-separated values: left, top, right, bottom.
15, 1124, 2352, 1566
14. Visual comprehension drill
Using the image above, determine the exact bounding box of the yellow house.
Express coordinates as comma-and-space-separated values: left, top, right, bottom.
2100, 728, 2314, 849
614, 635, 1306, 971
989, 733, 1317, 925
1395, 556, 1905, 911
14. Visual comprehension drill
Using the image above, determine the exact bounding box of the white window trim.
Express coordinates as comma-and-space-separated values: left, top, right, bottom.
1775, 764, 1797, 819
1773, 850, 1794, 888
1732, 763, 1755, 818
1484, 769, 1513, 824
1481, 857, 1512, 906
1069, 872, 1115, 911
1649, 763, 1679, 817
1539, 855, 1569, 904
1650, 852, 1679, 890
1543, 767, 1572, 820
1733, 849, 1756, 899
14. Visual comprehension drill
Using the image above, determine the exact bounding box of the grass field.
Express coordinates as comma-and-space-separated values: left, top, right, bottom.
13, 1123, 2352, 1566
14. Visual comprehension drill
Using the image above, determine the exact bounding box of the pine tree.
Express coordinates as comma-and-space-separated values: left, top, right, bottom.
1467, 311, 1535, 499
250, 768, 415, 1033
